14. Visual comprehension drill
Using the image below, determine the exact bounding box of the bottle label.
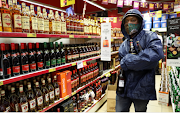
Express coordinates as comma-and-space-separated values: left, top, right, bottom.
80, 53, 83, 58
68, 55, 72, 60
38, 18, 44, 31
21, 102, 28, 112
119, 80, 124, 87
0, 13, 2, 27
45, 93, 49, 102
71, 80, 74, 88
50, 91, 54, 99
87, 27, 90, 33
7, 67, 11, 75
22, 16, 30, 29
61, 22, 66, 32
90, 90, 95, 98
46, 60, 50, 67
55, 88, 60, 96
56, 58, 61, 65
61, 58, 66, 64
13, 65, 20, 74
6, 106, 10, 112
37, 62, 43, 68
29, 99, 36, 109
55, 21, 61, 32
14, 14, 22, 28
22, 64, 29, 72
52, 20, 56, 32
15, 103, 19, 112
44, 20, 49, 31
93, 27, 96, 34
51, 59, 56, 66
89, 26, 92, 33
2, 13, 11, 28
31, 17, 38, 30
74, 107, 78, 112
37, 96, 43, 106
30, 63, 36, 70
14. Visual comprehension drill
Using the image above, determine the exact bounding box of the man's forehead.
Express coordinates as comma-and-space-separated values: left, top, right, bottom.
125, 15, 138, 20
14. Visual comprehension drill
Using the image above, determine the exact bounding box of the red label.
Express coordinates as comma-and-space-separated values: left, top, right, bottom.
37, 51, 41, 55
30, 63, 36, 70
11, 53, 17, 57
29, 52, 34, 56
7, 67, 11, 75
37, 62, 43, 68
17, 53, 20, 56
13, 66, 20, 73
22, 64, 29, 72
7, 53, 10, 57
21, 53, 26, 56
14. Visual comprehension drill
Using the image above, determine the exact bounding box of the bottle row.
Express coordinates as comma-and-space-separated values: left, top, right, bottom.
0, 0, 101, 36
111, 41, 121, 52
0, 62, 100, 112
0, 42, 100, 79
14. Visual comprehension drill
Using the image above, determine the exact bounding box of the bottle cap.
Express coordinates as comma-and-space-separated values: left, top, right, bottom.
1, 90, 5, 96
11, 43, 15, 50
36, 42, 39, 49
28, 43, 32, 49
11, 87, 15, 93
1, 43, 5, 51
21, 43, 24, 50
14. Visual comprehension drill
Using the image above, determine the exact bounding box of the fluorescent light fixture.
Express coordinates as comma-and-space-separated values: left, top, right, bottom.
19, 0, 66, 12
141, 0, 146, 2
83, 0, 106, 10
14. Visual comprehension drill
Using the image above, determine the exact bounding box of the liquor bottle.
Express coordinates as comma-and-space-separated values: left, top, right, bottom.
75, 69, 79, 89
79, 44, 83, 60
77, 15, 80, 35
80, 92, 85, 112
43, 8, 49, 34
55, 42, 61, 66
50, 42, 56, 67
83, 90, 88, 109
47, 77, 54, 104
11, 43, 20, 76
136, 41, 142, 53
35, 82, 43, 111
49, 10, 55, 34
70, 14, 74, 34
15, 43, 21, 68
82, 44, 87, 59
71, 44, 76, 62
73, 96, 78, 112
5, 44, 11, 68
30, 5, 37, 33
117, 69, 125, 94
66, 14, 70, 34
80, 16, 84, 35
1, 90, 10, 112
55, 11, 61, 34
82, 68, 86, 86
27, 82, 36, 112
77, 94, 81, 112
71, 70, 75, 92
28, 43, 36, 72
85, 66, 88, 84
74, 69, 78, 91
21, 3, 29, 33
21, 43, 29, 74
41, 79, 49, 108
1, 43, 11, 79
18, 85, 28, 112
60, 42, 66, 65
84, 18, 87, 35
12, 0, 22, 32
73, 15, 77, 35
61, 12, 66, 34
87, 88, 92, 107
89, 19, 93, 35
9, 87, 19, 112
74, 44, 79, 61
36, 43, 43, 70
1, 0, 12, 32
43, 42, 50, 69
53, 75, 60, 100
79, 68, 83, 87
66, 44, 72, 63
23, 80, 28, 94
93, 19, 96, 35
37, 7, 44, 33
129, 39, 136, 54
85, 43, 89, 58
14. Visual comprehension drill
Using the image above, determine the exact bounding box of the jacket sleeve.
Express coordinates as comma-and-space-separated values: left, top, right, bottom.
120, 33, 164, 71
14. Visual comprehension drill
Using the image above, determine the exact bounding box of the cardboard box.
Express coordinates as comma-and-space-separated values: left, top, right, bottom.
57, 72, 67, 98
158, 90, 169, 106
107, 84, 117, 112
64, 70, 72, 95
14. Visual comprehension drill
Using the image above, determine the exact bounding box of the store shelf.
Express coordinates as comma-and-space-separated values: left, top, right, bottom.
112, 37, 123, 39
40, 65, 120, 112
151, 28, 167, 32
168, 75, 175, 113
84, 94, 107, 112
111, 51, 119, 55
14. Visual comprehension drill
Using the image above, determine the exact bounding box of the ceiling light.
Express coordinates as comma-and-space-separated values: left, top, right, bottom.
141, 0, 146, 2
83, 0, 106, 10
19, 0, 66, 12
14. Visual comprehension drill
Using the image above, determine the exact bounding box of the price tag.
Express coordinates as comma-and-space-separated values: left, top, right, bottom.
64, 95, 69, 100
72, 63, 76, 66
111, 38, 114, 42
27, 33, 36, 37
77, 61, 83, 69
101, 74, 104, 78
106, 72, 111, 77
88, 36, 91, 38
0, 81, 3, 86
83, 61, 87, 66
72, 92, 76, 96
69, 35, 74, 38
49, 68, 56, 73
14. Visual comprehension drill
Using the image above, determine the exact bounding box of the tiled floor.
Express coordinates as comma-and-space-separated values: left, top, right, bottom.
97, 75, 173, 112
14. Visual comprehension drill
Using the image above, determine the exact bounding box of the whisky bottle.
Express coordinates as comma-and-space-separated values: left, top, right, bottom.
37, 7, 44, 33
11, 43, 20, 76
74, 44, 79, 61
80, 16, 84, 35
77, 15, 80, 35
71, 44, 76, 62
55, 42, 61, 66
12, 0, 22, 32
73, 15, 77, 35
35, 82, 43, 111
9, 87, 19, 112
73, 96, 78, 112
30, 5, 37, 33
117, 69, 125, 94
43, 42, 50, 69
1, 90, 11, 112
19, 85, 29, 112
61, 12, 66, 34
55, 11, 61, 34
80, 92, 85, 112
89, 18, 93, 35
21, 43, 29, 74
41, 79, 49, 108
66, 14, 70, 34
86, 18, 90, 35
77, 94, 81, 112
70, 14, 74, 34
21, 3, 30, 33
93, 19, 97, 35
53, 75, 60, 100
1, 0, 12, 32
67, 45, 72, 63
27, 82, 36, 112
71, 70, 75, 92
84, 18, 87, 35
47, 77, 54, 104
60, 42, 66, 65
49, 10, 55, 34
50, 42, 56, 67
43, 8, 49, 34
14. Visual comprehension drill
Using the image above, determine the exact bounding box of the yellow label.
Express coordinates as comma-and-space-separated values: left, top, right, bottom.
64, 95, 69, 100
72, 62, 76, 66
72, 92, 76, 96
55, 20, 61, 32
38, 18, 44, 31
44, 20, 49, 31
2, 13, 11, 28
31, 17, 38, 30
0, 81, 3, 86
61, 22, 66, 32
89, 26, 92, 33
88, 36, 91, 38
49, 68, 56, 73
101, 74, 104, 78
22, 16, 30, 30
27, 33, 36, 37
69, 35, 74, 38
14, 14, 22, 28
83, 61, 87, 66
111, 38, 114, 42
52, 20, 56, 31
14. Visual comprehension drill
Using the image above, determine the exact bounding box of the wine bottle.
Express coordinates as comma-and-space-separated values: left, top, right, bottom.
1, 90, 11, 112
28, 43, 36, 72
36, 43, 43, 70
21, 43, 29, 74
53, 75, 60, 101
43, 42, 50, 69
55, 42, 61, 66
11, 43, 20, 76
47, 77, 54, 104
50, 42, 56, 67
27, 82, 36, 112
117, 69, 125, 94
60, 42, 66, 65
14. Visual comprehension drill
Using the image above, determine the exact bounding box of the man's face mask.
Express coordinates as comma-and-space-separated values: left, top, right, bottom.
125, 23, 140, 35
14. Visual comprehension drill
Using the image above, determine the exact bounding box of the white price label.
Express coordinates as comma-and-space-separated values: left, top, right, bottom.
119, 80, 124, 87
77, 61, 83, 69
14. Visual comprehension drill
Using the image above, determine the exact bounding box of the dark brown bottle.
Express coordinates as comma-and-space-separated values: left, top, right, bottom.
15, 44, 21, 71
0, 94, 6, 112
79, 69, 83, 87
43, 42, 50, 69
1, 90, 10, 112
19, 85, 28, 112
27, 82, 36, 112
85, 66, 89, 84
35, 43, 43, 70
71, 70, 75, 92
117, 69, 125, 94
93, 43, 96, 56
21, 43, 29, 74
53, 75, 60, 101
67, 45, 72, 63
73, 96, 78, 112
95, 83, 98, 100
75, 69, 79, 89
79, 44, 83, 60
28, 43, 36, 72
11, 43, 20, 76
35, 82, 43, 111
82, 67, 86, 86
60, 42, 66, 65
96, 43, 100, 55
82, 44, 87, 59
80, 92, 85, 112
83, 90, 88, 109
47, 77, 55, 104
73, 70, 77, 91
136, 41, 142, 53
87, 88, 92, 107
86, 43, 90, 58
77, 94, 81, 112
41, 79, 49, 108
71, 44, 76, 62
9, 87, 19, 112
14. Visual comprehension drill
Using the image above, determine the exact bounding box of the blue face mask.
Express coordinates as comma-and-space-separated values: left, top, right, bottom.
126, 23, 141, 35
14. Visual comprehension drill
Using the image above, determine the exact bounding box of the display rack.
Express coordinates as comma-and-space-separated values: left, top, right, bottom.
172, 66, 180, 86
151, 28, 167, 32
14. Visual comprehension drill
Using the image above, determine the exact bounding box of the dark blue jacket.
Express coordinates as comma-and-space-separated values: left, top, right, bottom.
117, 9, 164, 100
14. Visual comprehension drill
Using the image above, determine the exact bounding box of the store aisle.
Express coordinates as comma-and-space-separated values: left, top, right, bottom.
97, 75, 173, 112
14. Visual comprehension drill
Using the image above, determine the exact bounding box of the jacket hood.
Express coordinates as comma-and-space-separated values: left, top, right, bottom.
121, 9, 145, 39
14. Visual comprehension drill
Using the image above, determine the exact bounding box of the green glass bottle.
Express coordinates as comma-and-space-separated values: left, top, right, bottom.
43, 42, 50, 69
55, 42, 61, 66
50, 42, 56, 67
60, 42, 66, 65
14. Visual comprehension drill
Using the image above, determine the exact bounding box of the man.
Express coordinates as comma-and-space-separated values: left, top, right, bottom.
116, 9, 164, 112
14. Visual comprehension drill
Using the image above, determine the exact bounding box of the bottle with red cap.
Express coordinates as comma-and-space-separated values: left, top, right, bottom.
28, 43, 36, 72
11, 43, 20, 76
36, 43, 43, 70
21, 43, 29, 74
15, 44, 21, 71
